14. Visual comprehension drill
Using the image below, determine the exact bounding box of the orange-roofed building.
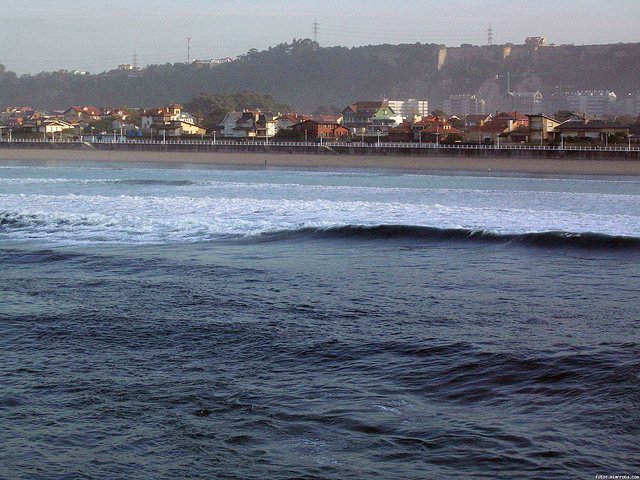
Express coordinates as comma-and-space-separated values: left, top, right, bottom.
63, 106, 103, 123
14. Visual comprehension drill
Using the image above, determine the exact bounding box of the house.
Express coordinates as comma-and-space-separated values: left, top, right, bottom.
553, 117, 630, 142
527, 114, 564, 143
140, 105, 183, 130
63, 106, 103, 123
387, 122, 415, 143
407, 115, 463, 142
155, 120, 206, 137
291, 118, 350, 140
141, 108, 174, 129
368, 106, 403, 134
276, 113, 311, 131
256, 112, 279, 139
233, 110, 260, 138
39, 119, 75, 135
218, 112, 244, 138
0, 107, 35, 126
410, 116, 445, 141
419, 123, 463, 143
464, 114, 492, 129
493, 111, 529, 129
342, 101, 388, 134
466, 122, 508, 143
216, 110, 281, 139
140, 104, 200, 136
102, 107, 133, 122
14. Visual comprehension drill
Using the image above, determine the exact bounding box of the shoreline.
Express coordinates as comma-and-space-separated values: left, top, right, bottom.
1, 147, 640, 177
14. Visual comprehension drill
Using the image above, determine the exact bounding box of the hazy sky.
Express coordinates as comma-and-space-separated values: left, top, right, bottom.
1, 0, 639, 74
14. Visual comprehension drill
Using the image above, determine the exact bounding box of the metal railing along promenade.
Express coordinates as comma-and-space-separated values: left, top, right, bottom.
1, 137, 639, 153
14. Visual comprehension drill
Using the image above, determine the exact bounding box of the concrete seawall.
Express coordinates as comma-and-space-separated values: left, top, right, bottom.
1, 140, 640, 161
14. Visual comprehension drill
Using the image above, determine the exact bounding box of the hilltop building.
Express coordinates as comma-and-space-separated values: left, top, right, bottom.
443, 95, 486, 116
549, 90, 618, 117
525, 37, 547, 47
503, 91, 543, 115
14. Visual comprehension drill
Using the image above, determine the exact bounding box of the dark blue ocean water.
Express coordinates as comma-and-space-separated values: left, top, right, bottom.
1, 161, 639, 479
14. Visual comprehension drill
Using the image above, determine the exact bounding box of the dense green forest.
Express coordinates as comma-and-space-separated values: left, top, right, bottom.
2, 39, 640, 112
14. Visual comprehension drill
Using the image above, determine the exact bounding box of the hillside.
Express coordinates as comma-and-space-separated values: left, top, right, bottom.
1, 39, 640, 112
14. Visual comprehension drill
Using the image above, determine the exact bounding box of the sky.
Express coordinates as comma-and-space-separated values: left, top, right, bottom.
1, 0, 639, 74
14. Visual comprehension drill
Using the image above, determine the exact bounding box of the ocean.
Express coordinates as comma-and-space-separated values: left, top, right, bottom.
1, 159, 639, 479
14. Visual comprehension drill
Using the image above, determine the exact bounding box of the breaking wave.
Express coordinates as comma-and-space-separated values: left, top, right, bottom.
258, 225, 640, 250
1, 210, 638, 250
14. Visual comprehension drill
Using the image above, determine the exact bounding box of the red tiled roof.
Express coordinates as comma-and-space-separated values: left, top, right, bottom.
68, 106, 102, 116
278, 113, 311, 122
494, 111, 528, 122
348, 101, 386, 111
311, 114, 342, 123
421, 124, 462, 134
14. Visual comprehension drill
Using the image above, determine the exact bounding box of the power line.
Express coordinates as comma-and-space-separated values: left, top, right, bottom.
312, 18, 319, 44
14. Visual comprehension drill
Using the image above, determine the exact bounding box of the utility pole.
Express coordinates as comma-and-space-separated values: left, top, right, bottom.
186, 37, 191, 63
312, 18, 319, 44
487, 24, 494, 46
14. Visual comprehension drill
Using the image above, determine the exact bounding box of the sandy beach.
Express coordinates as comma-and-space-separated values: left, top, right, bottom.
1, 147, 640, 176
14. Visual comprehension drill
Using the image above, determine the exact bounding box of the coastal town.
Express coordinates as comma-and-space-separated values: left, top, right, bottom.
2, 33, 640, 150
1, 97, 639, 149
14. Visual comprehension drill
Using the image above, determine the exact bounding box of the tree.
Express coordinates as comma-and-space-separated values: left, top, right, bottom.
184, 91, 291, 131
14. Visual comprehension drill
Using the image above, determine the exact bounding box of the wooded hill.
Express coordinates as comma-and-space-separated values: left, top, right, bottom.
2, 38, 640, 112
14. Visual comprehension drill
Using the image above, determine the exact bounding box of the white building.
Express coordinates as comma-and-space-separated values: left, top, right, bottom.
622, 92, 640, 116
385, 99, 429, 119
503, 91, 544, 114
564, 91, 617, 117
443, 94, 486, 116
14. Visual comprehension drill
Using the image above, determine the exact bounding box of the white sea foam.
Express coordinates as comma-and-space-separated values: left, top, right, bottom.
1, 190, 638, 245
1, 166, 639, 245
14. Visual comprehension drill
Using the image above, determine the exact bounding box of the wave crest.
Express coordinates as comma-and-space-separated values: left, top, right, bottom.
2, 209, 638, 250
258, 225, 640, 250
